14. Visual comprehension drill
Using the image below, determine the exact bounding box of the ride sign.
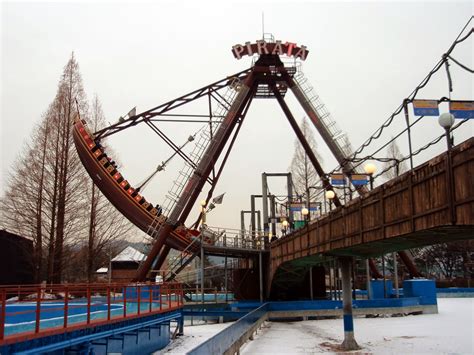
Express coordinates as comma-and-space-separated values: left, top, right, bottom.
449, 101, 474, 119
232, 40, 309, 60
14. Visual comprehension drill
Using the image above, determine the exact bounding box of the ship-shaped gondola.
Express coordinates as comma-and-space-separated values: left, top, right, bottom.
72, 118, 200, 252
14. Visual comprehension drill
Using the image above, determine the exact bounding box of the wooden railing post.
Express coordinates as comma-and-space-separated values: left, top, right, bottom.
408, 171, 415, 233
446, 147, 456, 225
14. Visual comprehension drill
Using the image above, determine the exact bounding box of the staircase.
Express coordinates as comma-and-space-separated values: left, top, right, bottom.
161, 77, 243, 217
293, 64, 355, 160
164, 226, 263, 284
138, 78, 243, 256
164, 237, 201, 282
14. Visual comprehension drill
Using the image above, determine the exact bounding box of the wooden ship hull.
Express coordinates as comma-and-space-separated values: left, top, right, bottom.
72, 118, 199, 252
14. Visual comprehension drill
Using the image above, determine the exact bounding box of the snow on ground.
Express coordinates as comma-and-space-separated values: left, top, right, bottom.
158, 298, 473, 354
242, 298, 473, 354
156, 320, 233, 354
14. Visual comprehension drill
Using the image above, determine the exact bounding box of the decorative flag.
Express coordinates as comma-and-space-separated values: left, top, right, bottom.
350, 174, 369, 186
212, 193, 226, 204
449, 101, 474, 119
412, 100, 439, 116
330, 173, 346, 186
289, 202, 319, 211
127, 106, 137, 117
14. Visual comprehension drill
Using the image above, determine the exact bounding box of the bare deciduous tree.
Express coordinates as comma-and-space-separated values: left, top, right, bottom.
383, 139, 408, 180
2, 54, 88, 283
289, 118, 323, 202
1, 54, 138, 284
51, 54, 89, 283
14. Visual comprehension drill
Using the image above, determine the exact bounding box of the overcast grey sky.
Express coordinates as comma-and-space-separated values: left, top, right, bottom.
1, 1, 473, 233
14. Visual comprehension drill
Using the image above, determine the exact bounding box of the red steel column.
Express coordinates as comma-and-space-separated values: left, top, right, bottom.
134, 73, 256, 281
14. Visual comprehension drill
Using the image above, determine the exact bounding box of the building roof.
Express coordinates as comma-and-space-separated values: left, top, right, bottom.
112, 246, 145, 262
96, 267, 108, 273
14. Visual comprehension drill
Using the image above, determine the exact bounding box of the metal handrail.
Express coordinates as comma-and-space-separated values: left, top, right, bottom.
0, 281, 183, 343
182, 288, 235, 303
187, 303, 269, 354
200, 225, 265, 250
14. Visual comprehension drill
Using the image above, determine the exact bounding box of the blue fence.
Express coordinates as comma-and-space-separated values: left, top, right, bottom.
436, 287, 474, 297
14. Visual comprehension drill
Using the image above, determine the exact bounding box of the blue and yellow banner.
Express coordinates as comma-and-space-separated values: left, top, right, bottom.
289, 202, 320, 212
412, 100, 439, 116
330, 173, 346, 186
449, 101, 474, 119
350, 174, 369, 186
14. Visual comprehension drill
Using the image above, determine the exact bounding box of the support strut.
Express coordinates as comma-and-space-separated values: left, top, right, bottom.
134, 73, 257, 281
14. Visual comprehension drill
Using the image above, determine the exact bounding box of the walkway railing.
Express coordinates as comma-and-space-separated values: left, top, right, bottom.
182, 288, 235, 303
201, 225, 265, 250
0, 282, 183, 344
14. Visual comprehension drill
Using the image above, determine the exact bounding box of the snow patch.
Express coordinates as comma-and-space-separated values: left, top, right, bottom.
160, 298, 473, 354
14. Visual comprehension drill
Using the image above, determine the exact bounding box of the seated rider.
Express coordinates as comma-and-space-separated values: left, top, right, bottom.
156, 204, 163, 216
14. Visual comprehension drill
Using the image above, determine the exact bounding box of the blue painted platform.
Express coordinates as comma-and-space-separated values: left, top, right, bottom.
0, 308, 182, 355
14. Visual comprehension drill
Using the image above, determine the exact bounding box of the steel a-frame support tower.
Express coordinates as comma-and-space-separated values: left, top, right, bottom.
133, 54, 346, 281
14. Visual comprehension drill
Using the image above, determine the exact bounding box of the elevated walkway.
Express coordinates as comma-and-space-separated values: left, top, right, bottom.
270, 137, 474, 287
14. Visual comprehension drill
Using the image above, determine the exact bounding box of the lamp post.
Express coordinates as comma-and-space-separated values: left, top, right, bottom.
199, 200, 206, 306
306, 186, 311, 222
281, 219, 289, 236
301, 206, 312, 300
364, 163, 387, 298
438, 112, 455, 150
363, 163, 377, 299
325, 190, 335, 211
301, 207, 309, 226
200, 200, 207, 227
438, 112, 456, 225
363, 163, 376, 190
